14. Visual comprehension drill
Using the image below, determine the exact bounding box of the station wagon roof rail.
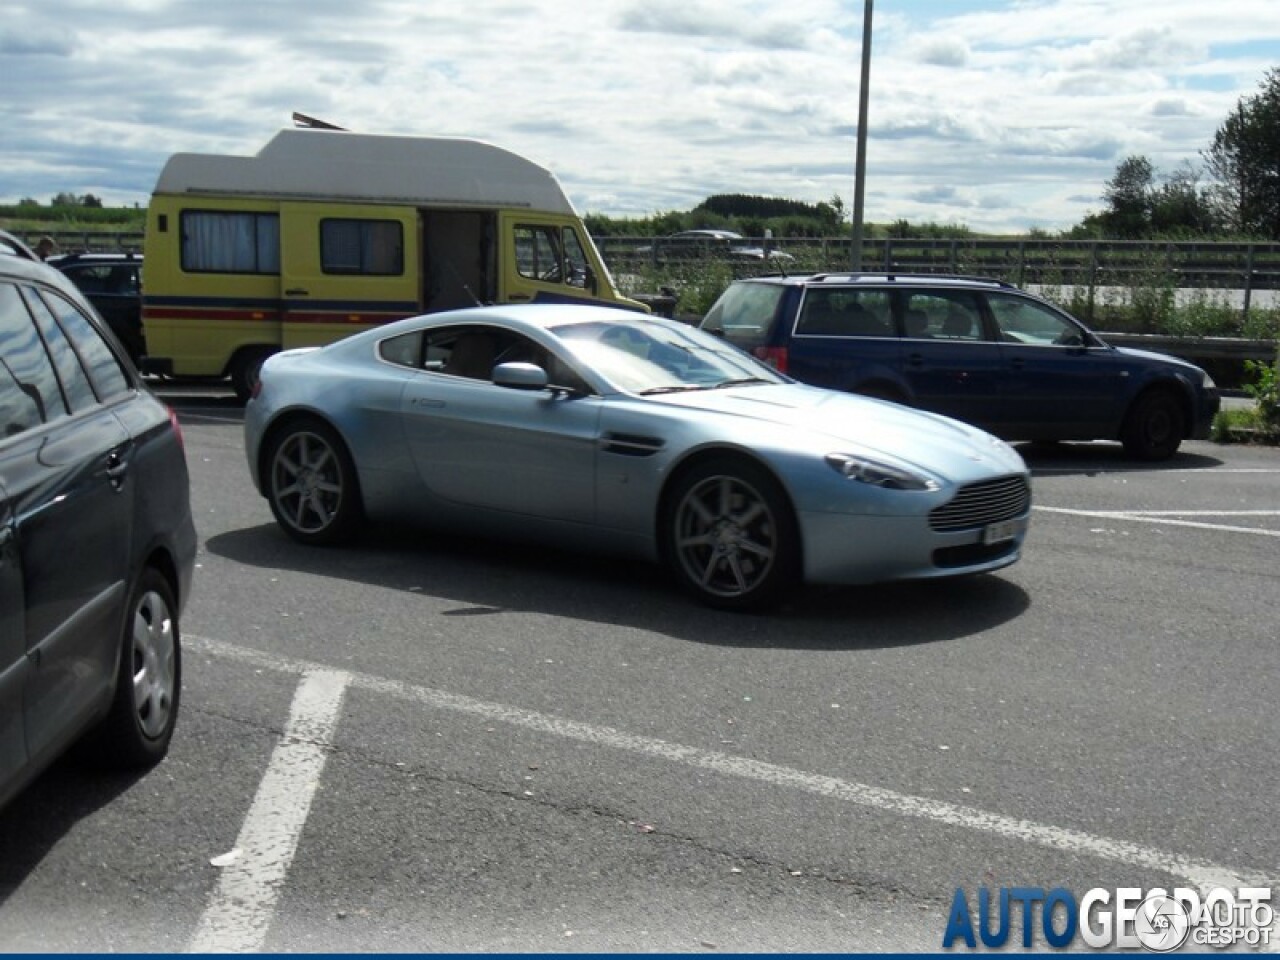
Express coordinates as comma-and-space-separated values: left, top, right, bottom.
805, 272, 1018, 288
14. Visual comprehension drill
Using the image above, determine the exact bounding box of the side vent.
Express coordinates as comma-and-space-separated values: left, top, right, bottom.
601, 433, 665, 457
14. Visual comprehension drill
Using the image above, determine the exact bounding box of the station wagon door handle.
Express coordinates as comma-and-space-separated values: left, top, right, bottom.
285, 288, 309, 296
105, 451, 129, 490
907, 353, 926, 367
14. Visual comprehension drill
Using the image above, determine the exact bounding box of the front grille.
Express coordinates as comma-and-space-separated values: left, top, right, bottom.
929, 475, 1030, 532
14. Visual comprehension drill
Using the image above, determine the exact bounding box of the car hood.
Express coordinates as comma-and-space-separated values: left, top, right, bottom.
650, 383, 1025, 474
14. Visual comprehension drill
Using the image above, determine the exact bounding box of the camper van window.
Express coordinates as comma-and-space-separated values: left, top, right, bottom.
514, 225, 565, 283
321, 219, 404, 276
181, 211, 280, 274
563, 228, 590, 289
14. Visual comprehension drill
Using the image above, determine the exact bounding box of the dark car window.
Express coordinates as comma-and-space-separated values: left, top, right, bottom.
700, 282, 786, 345
35, 289, 131, 400
899, 291, 987, 341
986, 293, 1084, 346
0, 283, 66, 429
22, 288, 99, 413
796, 289, 894, 337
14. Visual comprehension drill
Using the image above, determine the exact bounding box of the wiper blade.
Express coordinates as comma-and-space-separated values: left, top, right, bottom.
639, 385, 708, 395
711, 377, 773, 389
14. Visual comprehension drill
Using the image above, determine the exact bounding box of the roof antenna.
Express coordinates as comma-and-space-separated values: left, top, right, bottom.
292, 112, 347, 131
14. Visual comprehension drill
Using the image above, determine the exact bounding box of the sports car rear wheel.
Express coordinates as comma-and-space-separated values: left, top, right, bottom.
265, 418, 362, 545
664, 458, 799, 610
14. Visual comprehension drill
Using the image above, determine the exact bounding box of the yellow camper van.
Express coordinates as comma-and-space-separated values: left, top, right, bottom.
142, 129, 643, 398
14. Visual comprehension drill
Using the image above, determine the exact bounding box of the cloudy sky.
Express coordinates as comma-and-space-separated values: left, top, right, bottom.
3, 0, 1278, 233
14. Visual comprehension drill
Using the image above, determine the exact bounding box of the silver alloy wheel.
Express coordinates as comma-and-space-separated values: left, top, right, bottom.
272, 430, 344, 535
131, 587, 176, 740
673, 473, 777, 599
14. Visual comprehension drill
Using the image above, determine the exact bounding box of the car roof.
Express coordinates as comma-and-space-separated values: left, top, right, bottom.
0, 230, 110, 304
48, 251, 142, 266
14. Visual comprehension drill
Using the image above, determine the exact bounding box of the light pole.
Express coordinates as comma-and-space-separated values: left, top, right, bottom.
850, 0, 874, 271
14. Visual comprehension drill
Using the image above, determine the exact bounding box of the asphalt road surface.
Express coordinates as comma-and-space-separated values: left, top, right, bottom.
1, 385, 1276, 952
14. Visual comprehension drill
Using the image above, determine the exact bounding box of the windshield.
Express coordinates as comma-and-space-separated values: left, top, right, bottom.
549, 318, 786, 395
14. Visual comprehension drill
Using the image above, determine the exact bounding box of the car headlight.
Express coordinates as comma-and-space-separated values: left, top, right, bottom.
825, 453, 941, 491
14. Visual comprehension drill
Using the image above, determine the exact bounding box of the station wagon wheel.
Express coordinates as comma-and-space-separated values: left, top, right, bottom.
90, 567, 181, 768
265, 418, 362, 545
663, 458, 799, 610
1121, 388, 1185, 461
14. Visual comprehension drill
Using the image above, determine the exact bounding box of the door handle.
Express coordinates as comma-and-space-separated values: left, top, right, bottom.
508, 294, 533, 302
106, 451, 129, 490
285, 288, 309, 296
907, 353, 925, 367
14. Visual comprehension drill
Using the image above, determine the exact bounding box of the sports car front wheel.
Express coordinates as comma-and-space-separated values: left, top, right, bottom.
663, 458, 800, 611
265, 418, 362, 545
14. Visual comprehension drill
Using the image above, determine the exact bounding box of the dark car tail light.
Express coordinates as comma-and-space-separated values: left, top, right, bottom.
753, 345, 788, 374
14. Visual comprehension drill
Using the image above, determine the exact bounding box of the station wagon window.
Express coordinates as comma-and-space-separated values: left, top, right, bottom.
321, 219, 403, 275
987, 294, 1084, 346
797, 289, 894, 337
900, 291, 986, 341
181, 210, 280, 274
700, 282, 786, 344
0, 283, 63, 434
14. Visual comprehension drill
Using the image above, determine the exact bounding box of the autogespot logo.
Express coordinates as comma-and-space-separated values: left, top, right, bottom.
942, 885, 1274, 951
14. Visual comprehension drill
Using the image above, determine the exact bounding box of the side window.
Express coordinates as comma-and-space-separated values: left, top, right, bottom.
378, 330, 424, 369
36, 289, 130, 400
421, 325, 591, 393
900, 291, 986, 341
0, 283, 66, 433
181, 210, 281, 274
23, 289, 97, 413
514, 225, 563, 283
796, 289, 894, 337
321, 219, 404, 276
986, 294, 1084, 346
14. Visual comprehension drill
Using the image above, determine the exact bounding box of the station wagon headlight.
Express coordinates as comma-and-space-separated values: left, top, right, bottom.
825, 453, 941, 491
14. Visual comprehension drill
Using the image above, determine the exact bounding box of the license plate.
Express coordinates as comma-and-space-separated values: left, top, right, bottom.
982, 518, 1024, 545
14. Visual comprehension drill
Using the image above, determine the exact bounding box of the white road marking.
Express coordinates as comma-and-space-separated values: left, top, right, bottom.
1034, 505, 1280, 537
190, 635, 1271, 900
188, 668, 350, 953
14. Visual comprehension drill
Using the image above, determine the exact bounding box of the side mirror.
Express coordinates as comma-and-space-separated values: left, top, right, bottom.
492, 361, 549, 390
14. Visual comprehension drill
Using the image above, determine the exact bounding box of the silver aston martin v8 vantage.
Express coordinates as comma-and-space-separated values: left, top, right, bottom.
244, 304, 1031, 610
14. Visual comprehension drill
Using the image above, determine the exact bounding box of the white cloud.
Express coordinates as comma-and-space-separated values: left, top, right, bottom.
0, 0, 1277, 232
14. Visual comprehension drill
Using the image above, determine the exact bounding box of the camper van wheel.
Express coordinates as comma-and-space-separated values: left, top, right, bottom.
231, 348, 275, 403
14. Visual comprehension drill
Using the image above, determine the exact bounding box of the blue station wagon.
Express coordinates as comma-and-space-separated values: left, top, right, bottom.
700, 274, 1221, 460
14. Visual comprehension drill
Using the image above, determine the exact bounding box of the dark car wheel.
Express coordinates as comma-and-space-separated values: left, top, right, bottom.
93, 567, 181, 768
265, 418, 362, 545
1121, 389, 1185, 460
663, 458, 800, 611
230, 347, 275, 403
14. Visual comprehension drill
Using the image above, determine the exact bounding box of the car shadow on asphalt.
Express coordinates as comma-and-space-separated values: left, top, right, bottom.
203, 522, 1031, 652
1015, 441, 1223, 475
0, 755, 146, 906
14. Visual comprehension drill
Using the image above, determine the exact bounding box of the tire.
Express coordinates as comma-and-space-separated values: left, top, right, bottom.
1121, 389, 1185, 460
93, 567, 181, 768
230, 347, 275, 403
662, 457, 800, 611
264, 418, 362, 545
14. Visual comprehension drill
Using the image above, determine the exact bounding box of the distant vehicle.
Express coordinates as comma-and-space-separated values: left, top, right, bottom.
142, 128, 646, 400
650, 229, 795, 263
0, 231, 195, 811
700, 272, 1221, 460
48, 251, 145, 367
245, 302, 1031, 611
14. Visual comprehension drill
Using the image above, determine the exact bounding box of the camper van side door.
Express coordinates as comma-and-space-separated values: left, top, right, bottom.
279, 202, 420, 349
